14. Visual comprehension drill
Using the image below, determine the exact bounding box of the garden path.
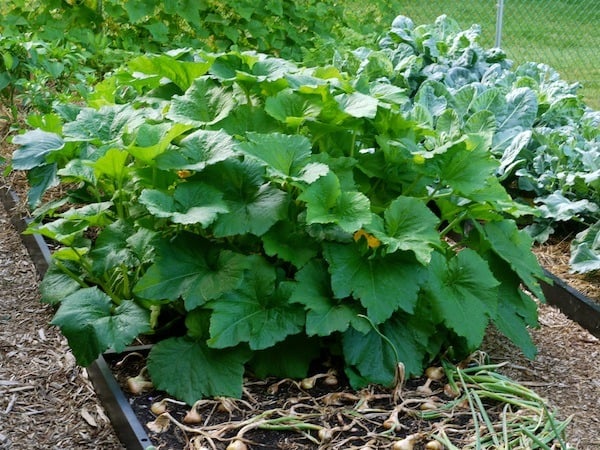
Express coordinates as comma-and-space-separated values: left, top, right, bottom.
0, 198, 124, 450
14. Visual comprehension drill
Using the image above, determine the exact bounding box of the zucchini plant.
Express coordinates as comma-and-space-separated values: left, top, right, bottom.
12, 16, 548, 404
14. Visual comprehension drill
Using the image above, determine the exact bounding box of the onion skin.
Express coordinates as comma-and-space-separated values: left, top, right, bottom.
300, 377, 315, 390
324, 375, 339, 386
425, 366, 445, 381
183, 408, 202, 424
150, 400, 167, 415
318, 428, 333, 443
126, 377, 153, 395
425, 440, 444, 450
383, 418, 398, 431
392, 434, 420, 450
420, 401, 438, 411
226, 440, 248, 450
444, 383, 460, 398
392, 438, 414, 450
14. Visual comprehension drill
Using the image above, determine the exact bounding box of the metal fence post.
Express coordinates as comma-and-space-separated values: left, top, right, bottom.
495, 0, 504, 47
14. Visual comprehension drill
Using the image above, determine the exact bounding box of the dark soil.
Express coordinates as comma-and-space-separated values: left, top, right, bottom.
106, 349, 483, 450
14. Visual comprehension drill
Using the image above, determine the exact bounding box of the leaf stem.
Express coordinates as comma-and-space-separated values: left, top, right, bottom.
349, 130, 357, 158
120, 263, 131, 298
54, 260, 89, 288
357, 314, 400, 364
439, 211, 469, 238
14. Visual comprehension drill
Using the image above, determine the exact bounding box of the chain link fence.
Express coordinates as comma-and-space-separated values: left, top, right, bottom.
392, 0, 600, 108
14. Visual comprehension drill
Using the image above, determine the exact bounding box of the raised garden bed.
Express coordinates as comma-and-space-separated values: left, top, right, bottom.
540, 270, 600, 339
0, 185, 150, 449
88, 348, 154, 450
1, 185, 598, 449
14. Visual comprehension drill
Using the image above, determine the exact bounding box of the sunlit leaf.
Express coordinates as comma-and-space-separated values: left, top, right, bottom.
239, 132, 328, 182
335, 92, 378, 118
127, 122, 193, 163
265, 89, 322, 126
93, 148, 129, 181
167, 77, 239, 126
139, 182, 228, 226
63, 105, 146, 143
128, 54, 211, 91
155, 129, 240, 172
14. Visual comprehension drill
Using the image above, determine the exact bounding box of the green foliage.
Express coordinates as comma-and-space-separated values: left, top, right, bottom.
491, 63, 600, 274
52, 287, 151, 366
0, 0, 393, 62
376, 15, 600, 274
15, 16, 552, 404
0, 34, 94, 118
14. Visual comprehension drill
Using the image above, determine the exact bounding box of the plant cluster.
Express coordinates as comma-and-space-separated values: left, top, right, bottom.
0, 0, 393, 128
360, 16, 600, 275
11, 16, 551, 403
0, 33, 98, 122
492, 63, 600, 273
0, 0, 393, 62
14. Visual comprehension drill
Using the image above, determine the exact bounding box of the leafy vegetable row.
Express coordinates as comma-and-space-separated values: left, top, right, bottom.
11, 16, 558, 404
371, 16, 600, 274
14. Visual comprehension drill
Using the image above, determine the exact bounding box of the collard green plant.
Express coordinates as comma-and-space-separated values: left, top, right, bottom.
371, 16, 600, 274
13, 16, 550, 405
491, 64, 600, 274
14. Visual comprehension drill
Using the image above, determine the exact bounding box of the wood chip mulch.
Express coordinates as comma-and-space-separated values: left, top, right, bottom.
0, 198, 125, 450
534, 238, 600, 304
